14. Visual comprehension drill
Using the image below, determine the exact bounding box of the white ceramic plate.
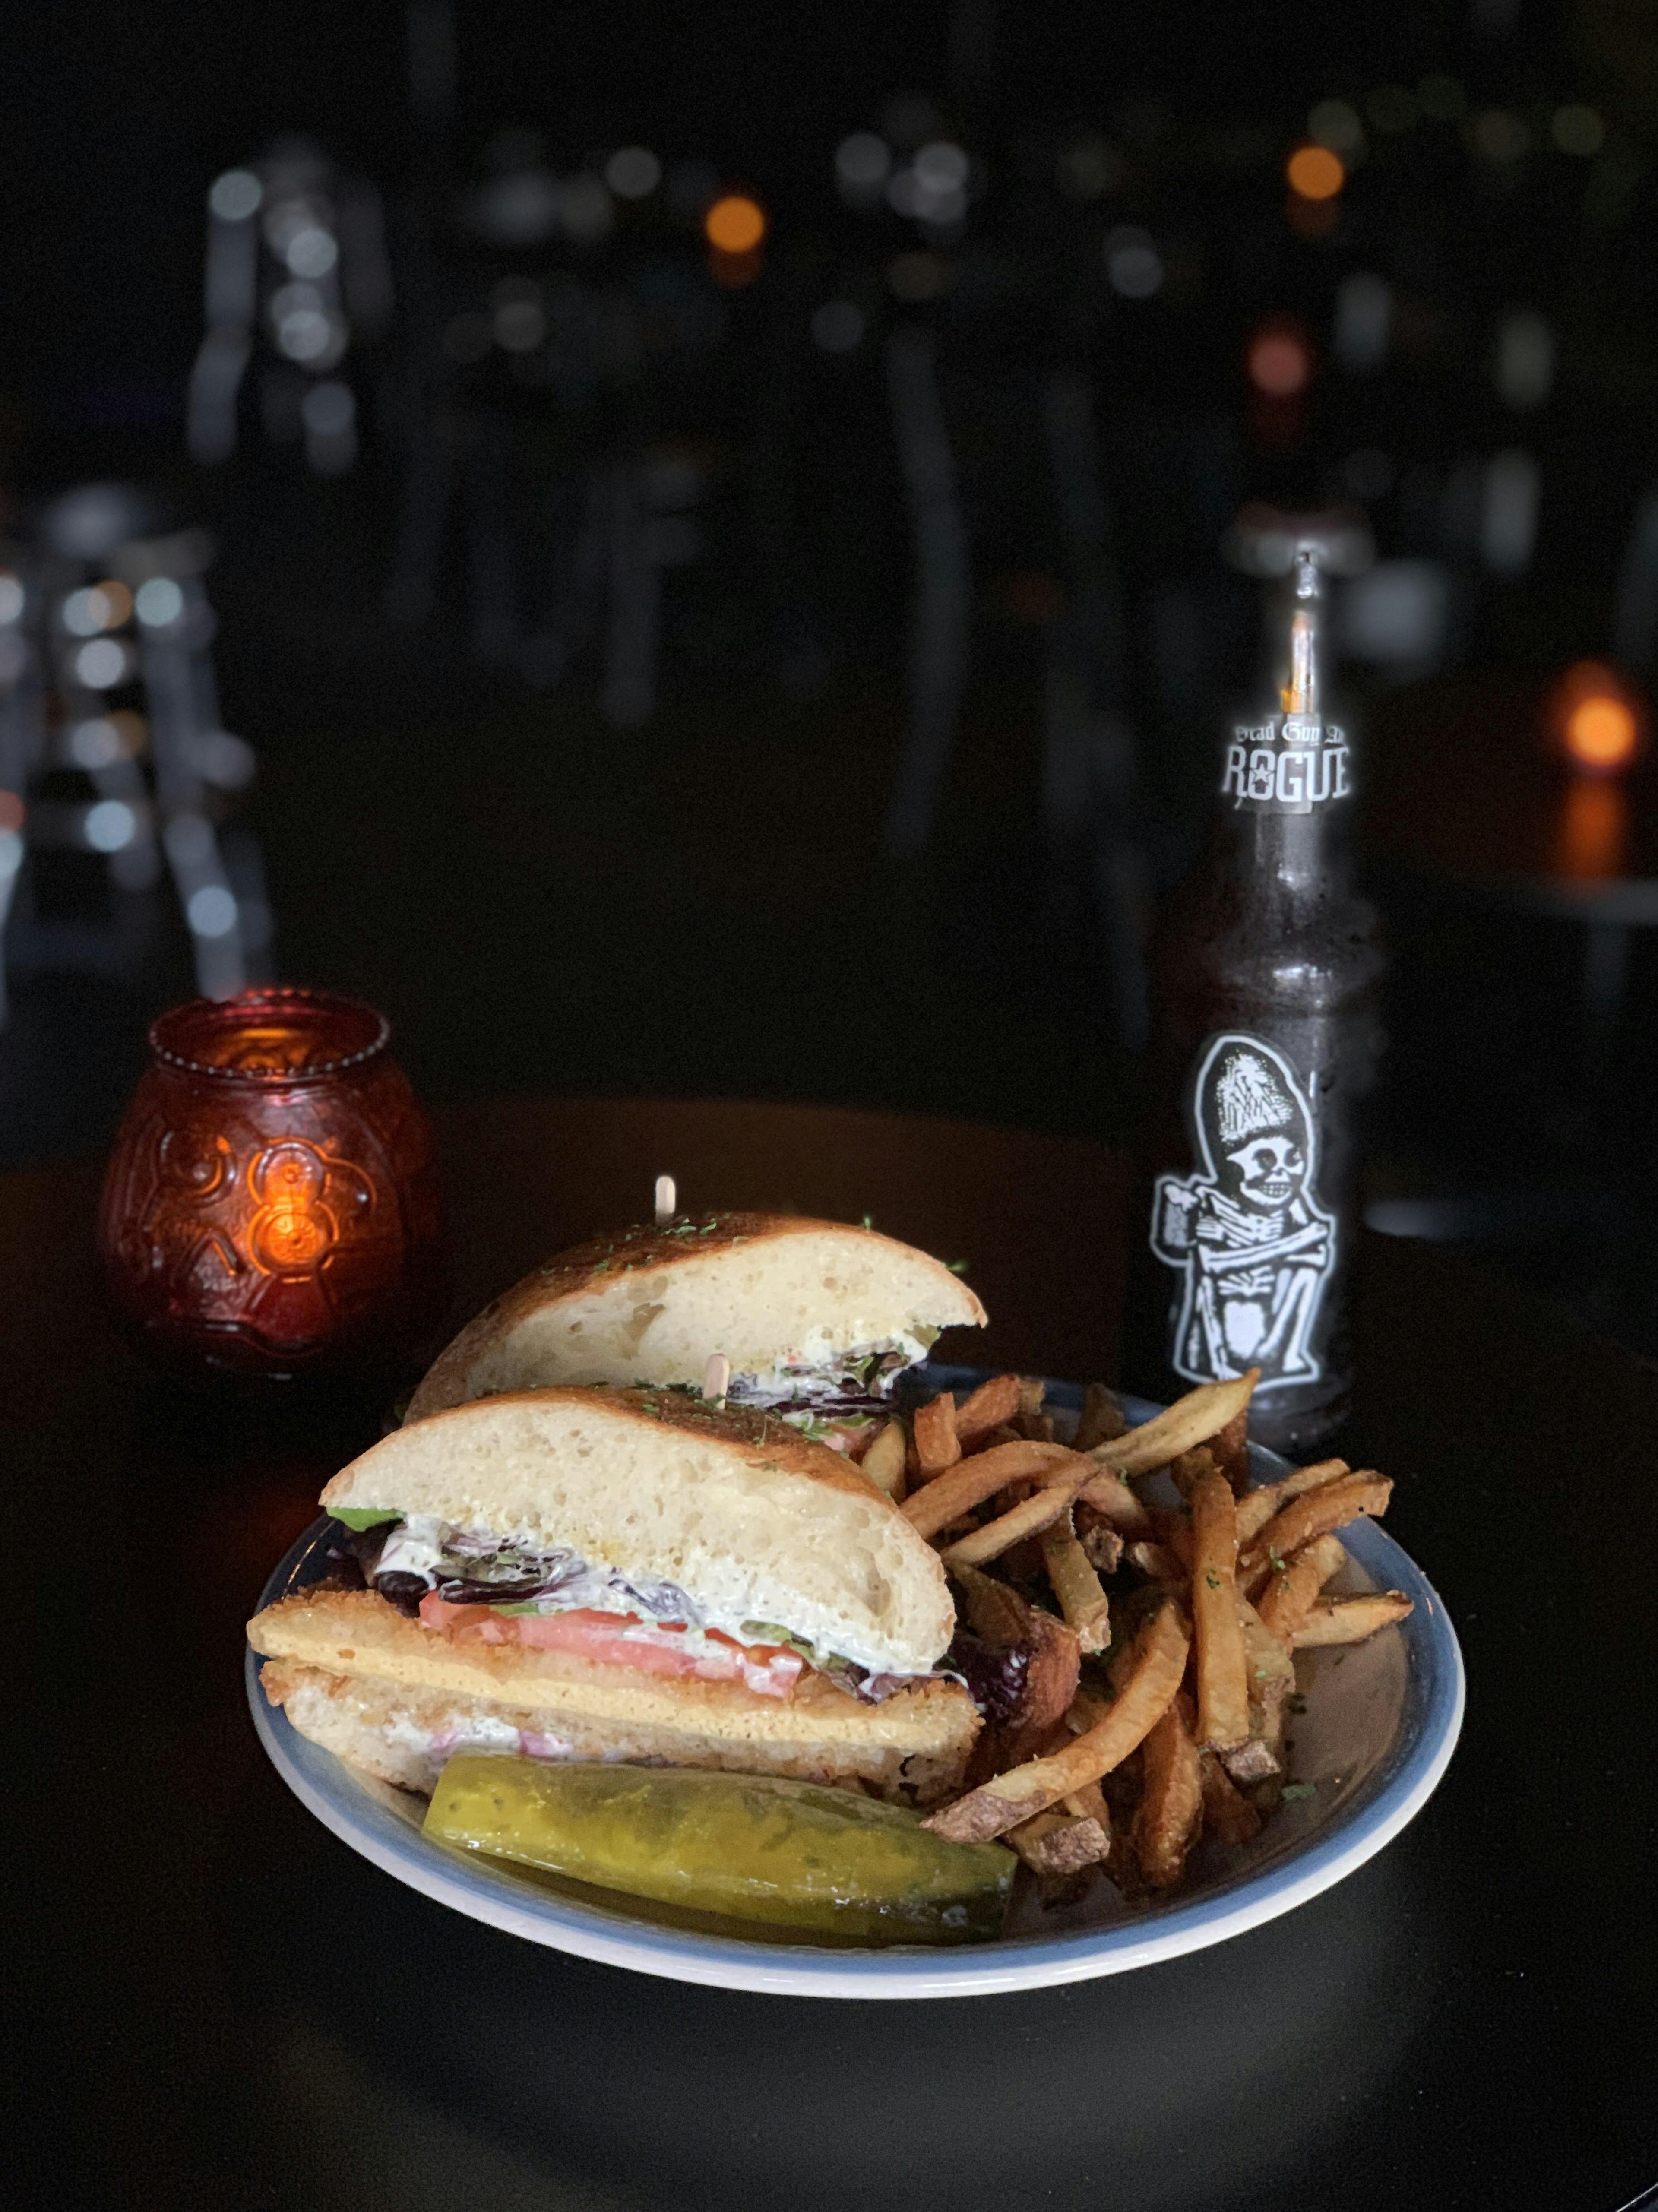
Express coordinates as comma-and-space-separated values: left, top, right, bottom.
247, 1377, 1463, 1999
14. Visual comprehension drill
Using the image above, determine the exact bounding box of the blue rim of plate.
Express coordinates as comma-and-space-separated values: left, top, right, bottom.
247, 1374, 1464, 1999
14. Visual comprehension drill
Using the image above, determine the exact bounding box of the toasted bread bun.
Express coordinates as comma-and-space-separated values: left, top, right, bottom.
319, 1386, 957, 1677
251, 1590, 976, 1802
405, 1213, 984, 1424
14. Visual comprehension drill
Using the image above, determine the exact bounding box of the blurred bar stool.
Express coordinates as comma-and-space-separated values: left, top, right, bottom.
187, 139, 393, 478
0, 486, 272, 1026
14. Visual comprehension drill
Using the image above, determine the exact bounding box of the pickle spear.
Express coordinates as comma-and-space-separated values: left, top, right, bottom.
424, 1757, 1015, 1944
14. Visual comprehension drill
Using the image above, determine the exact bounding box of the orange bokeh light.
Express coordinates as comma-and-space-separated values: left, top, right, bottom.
1548, 661, 1647, 777
1565, 694, 1639, 772
1287, 145, 1345, 201
704, 194, 766, 254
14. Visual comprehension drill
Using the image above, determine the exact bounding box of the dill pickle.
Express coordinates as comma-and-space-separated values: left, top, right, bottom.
424, 1758, 1014, 1944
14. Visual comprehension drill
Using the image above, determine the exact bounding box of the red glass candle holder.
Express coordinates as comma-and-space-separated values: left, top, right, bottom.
98, 988, 449, 1380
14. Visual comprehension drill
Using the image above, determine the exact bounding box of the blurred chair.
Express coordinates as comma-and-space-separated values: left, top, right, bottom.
187, 139, 393, 477
0, 486, 271, 1025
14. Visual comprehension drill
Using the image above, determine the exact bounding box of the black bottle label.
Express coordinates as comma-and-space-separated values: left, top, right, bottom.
1149, 1031, 1338, 1397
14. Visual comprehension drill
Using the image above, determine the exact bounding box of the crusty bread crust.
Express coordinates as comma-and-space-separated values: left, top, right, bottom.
405, 1212, 985, 1422
252, 1588, 978, 1803
316, 1387, 958, 1677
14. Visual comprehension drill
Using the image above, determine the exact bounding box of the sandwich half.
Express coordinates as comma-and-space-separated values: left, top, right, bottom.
249, 1387, 979, 1803
404, 1212, 985, 1446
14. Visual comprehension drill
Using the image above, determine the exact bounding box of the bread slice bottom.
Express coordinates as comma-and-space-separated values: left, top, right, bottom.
252, 1588, 978, 1803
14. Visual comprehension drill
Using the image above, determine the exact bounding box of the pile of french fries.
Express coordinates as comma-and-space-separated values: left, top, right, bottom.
855, 1368, 1412, 1899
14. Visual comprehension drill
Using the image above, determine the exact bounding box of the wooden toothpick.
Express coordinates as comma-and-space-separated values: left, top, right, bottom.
654, 1173, 676, 1227
703, 1353, 730, 1408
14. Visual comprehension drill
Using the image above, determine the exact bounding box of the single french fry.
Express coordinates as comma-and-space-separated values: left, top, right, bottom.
1168, 1444, 1219, 1502
859, 1419, 908, 1503
1073, 1466, 1151, 1533
925, 1602, 1190, 1843
912, 1393, 961, 1481
900, 1440, 1077, 1539
1243, 1475, 1394, 1577
941, 1481, 1075, 1568
1088, 1370, 1259, 1479
1040, 1516, 1111, 1652
1190, 1470, 1250, 1752
1006, 1807, 1111, 1878
1146, 1506, 1196, 1570
1221, 1592, 1294, 1783
1017, 1377, 1047, 1420
1126, 1539, 1187, 1582
1209, 1406, 1251, 1497
1198, 1746, 1263, 1846
1235, 1459, 1350, 1547
1291, 1591, 1414, 1647
953, 1373, 1022, 1443
1072, 1381, 1128, 1452
1255, 1532, 1347, 1642
1133, 1696, 1204, 1888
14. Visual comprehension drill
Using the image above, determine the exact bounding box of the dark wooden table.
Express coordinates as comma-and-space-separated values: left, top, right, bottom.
9, 1097, 1657, 2212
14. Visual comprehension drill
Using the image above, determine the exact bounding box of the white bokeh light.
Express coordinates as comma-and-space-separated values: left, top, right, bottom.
187, 886, 239, 937
134, 578, 186, 629
209, 168, 263, 222
605, 147, 661, 199
85, 800, 138, 852
1106, 227, 1164, 299
74, 639, 128, 689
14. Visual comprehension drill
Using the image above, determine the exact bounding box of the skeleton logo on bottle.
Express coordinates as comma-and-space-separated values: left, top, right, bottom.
1151, 1033, 1336, 1392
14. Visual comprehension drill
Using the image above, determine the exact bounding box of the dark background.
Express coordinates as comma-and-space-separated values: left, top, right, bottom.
5, 0, 1658, 1344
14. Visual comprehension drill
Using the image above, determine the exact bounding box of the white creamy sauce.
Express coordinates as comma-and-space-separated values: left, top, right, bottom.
730, 1329, 932, 1407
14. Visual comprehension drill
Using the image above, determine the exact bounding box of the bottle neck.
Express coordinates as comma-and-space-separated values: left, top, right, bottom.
1222, 791, 1348, 891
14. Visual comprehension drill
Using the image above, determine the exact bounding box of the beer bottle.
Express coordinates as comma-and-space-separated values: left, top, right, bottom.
1124, 529, 1383, 1453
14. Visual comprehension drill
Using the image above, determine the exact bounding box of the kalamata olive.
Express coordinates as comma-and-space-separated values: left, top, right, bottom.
374, 1571, 433, 1615
946, 1629, 1031, 1725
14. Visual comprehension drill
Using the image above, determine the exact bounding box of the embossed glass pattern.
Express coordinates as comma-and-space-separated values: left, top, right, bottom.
98, 988, 448, 1377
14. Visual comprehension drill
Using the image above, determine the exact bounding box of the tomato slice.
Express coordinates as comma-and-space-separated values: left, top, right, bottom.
414, 1597, 804, 1698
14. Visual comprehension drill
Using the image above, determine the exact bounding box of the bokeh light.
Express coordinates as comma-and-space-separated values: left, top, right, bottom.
1549, 661, 1647, 777
1286, 144, 1344, 201
1247, 322, 1313, 398
605, 146, 661, 199
1566, 695, 1639, 772
704, 195, 766, 253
